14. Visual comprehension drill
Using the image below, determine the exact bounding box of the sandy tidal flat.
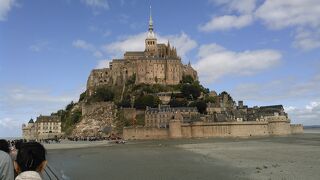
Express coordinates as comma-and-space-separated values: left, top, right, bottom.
178, 134, 320, 180
47, 134, 320, 180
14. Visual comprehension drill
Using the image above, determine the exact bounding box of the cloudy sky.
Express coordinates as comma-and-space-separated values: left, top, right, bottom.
1, 0, 320, 137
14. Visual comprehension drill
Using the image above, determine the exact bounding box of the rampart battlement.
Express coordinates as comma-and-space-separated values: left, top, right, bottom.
124, 119, 303, 140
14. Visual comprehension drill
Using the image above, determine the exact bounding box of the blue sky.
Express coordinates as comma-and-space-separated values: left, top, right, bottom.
1, 0, 320, 137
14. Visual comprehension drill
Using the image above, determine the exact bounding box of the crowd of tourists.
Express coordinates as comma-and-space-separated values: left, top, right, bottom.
0, 139, 47, 180
67, 134, 122, 141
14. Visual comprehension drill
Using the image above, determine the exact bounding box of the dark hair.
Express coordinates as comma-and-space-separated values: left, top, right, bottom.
15, 140, 22, 150
0, 139, 10, 153
16, 142, 46, 172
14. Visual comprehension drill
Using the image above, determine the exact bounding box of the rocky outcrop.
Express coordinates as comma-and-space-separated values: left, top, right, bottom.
72, 102, 116, 137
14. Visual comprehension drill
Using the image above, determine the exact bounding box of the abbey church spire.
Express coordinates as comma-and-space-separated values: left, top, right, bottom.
145, 5, 157, 56
149, 5, 153, 32
147, 6, 155, 39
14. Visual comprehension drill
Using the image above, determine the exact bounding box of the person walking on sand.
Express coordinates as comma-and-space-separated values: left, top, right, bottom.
14, 142, 47, 180
0, 139, 14, 180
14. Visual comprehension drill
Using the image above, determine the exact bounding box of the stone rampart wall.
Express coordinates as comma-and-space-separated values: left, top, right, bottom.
123, 121, 302, 140
290, 124, 304, 134
268, 121, 291, 135
180, 122, 269, 138
123, 127, 169, 140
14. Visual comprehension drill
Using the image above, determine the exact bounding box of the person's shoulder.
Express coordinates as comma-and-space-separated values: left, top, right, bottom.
16, 171, 42, 180
0, 150, 11, 161
0, 150, 9, 156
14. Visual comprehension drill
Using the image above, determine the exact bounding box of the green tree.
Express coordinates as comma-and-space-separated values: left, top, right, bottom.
169, 98, 188, 107
88, 86, 115, 102
181, 75, 194, 84
65, 101, 74, 111
134, 95, 161, 109
79, 91, 86, 102
181, 84, 201, 100
118, 95, 131, 108
69, 109, 82, 124
189, 100, 207, 114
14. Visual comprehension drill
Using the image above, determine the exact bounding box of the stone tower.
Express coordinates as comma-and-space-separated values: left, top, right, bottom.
169, 111, 183, 138
145, 6, 158, 57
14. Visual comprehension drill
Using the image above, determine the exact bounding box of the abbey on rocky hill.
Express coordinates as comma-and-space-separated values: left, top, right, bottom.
87, 8, 197, 96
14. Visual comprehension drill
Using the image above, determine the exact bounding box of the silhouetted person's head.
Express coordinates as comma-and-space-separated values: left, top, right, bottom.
14, 142, 47, 174
15, 140, 22, 150
0, 139, 10, 153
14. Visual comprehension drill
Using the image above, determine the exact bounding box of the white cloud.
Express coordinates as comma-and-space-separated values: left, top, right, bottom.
0, 117, 20, 129
210, 0, 256, 14
199, 14, 253, 32
255, 0, 320, 50
0, 86, 82, 136
293, 28, 320, 51
232, 72, 320, 102
103, 32, 146, 56
255, 0, 320, 30
0, 0, 16, 21
96, 59, 111, 69
1, 87, 76, 106
102, 32, 197, 59
72, 39, 103, 58
286, 101, 320, 125
81, 0, 109, 10
29, 40, 49, 52
200, 0, 256, 32
73, 39, 94, 50
255, 0, 320, 51
165, 32, 197, 59
203, 0, 320, 51
229, 73, 320, 125
193, 43, 281, 83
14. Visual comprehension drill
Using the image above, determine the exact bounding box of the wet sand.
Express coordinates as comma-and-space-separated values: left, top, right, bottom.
43, 140, 111, 150
47, 133, 320, 180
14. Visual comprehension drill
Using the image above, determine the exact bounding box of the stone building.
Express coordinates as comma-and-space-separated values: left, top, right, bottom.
155, 91, 180, 104
145, 105, 199, 128
86, 9, 198, 96
124, 102, 303, 140
22, 115, 62, 140
22, 119, 37, 140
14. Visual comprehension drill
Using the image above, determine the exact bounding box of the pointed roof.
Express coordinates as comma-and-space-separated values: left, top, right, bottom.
28, 118, 34, 123
147, 5, 155, 39
149, 5, 153, 28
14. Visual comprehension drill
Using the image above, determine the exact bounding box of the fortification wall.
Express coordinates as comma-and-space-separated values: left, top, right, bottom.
169, 120, 182, 138
180, 122, 269, 138
123, 127, 169, 140
268, 121, 291, 135
290, 124, 304, 134
230, 122, 269, 137
123, 120, 294, 140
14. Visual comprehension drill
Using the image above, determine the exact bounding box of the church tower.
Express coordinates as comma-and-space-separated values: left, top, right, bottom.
145, 6, 158, 57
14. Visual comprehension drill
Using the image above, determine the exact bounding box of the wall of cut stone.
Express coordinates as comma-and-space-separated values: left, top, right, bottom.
268, 121, 291, 135
122, 120, 299, 140
230, 123, 269, 137
290, 124, 304, 134
123, 127, 169, 140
